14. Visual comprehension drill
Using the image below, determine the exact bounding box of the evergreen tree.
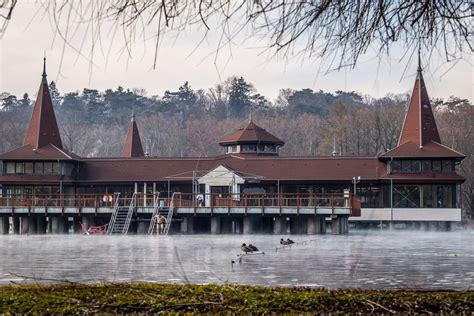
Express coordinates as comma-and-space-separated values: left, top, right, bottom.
49, 81, 61, 107
162, 81, 198, 115
62, 92, 82, 110
227, 77, 253, 118
287, 89, 333, 117
81, 88, 104, 120
1, 94, 18, 111
20, 93, 31, 107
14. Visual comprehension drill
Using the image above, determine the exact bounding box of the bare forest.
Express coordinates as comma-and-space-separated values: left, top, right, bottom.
0, 78, 473, 218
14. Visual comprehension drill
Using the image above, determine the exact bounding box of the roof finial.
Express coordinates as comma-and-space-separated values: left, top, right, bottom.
249, 109, 253, 122
417, 46, 422, 76
42, 53, 47, 83
332, 134, 338, 156
131, 107, 135, 122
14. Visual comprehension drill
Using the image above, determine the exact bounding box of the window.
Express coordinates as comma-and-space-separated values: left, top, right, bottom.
412, 160, 421, 172
53, 162, 61, 174
6, 163, 15, 174
257, 144, 265, 152
391, 160, 401, 172
15, 163, 24, 173
265, 145, 277, 153
422, 160, 432, 172
35, 162, 44, 174
401, 160, 411, 172
44, 162, 53, 174
393, 185, 420, 208
442, 160, 453, 172
227, 145, 238, 153
432, 160, 442, 172
242, 145, 256, 152
24, 162, 33, 174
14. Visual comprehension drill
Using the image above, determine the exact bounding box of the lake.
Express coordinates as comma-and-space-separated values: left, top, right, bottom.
0, 230, 473, 289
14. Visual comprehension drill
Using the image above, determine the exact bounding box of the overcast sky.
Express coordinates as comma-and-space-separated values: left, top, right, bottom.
0, 1, 472, 103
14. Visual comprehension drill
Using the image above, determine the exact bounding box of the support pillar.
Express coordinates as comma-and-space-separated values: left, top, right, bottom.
211, 216, 221, 234
273, 217, 282, 235
37, 216, 47, 234
20, 216, 30, 234
187, 217, 194, 234
28, 216, 38, 234
307, 217, 316, 235
51, 216, 67, 234
316, 216, 327, 234
420, 222, 429, 231
243, 216, 252, 234
137, 221, 147, 234
331, 216, 349, 235
282, 217, 290, 234
73, 218, 82, 233
180, 217, 188, 234
0, 216, 9, 234
81, 216, 91, 232
12, 217, 20, 234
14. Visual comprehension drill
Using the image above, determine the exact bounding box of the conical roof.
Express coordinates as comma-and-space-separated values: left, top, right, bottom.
24, 58, 63, 149
381, 56, 464, 160
219, 119, 284, 146
398, 61, 440, 147
121, 111, 144, 157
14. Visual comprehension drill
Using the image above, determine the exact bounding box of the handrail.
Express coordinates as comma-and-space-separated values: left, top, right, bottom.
163, 192, 178, 235
106, 193, 121, 234
122, 192, 137, 235
147, 192, 161, 235
0, 192, 350, 209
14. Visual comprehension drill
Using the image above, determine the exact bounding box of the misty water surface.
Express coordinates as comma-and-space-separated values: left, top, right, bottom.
0, 231, 473, 289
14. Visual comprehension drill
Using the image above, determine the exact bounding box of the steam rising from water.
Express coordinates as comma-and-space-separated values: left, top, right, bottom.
0, 230, 473, 289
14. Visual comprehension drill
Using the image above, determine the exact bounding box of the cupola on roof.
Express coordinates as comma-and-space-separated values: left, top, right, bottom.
219, 116, 284, 147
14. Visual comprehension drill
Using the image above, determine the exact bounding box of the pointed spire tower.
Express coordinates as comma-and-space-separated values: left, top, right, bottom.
398, 49, 441, 148
121, 109, 145, 157
380, 51, 464, 160
23, 57, 63, 149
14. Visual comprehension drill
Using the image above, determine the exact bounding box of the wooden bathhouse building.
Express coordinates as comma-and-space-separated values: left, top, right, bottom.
0, 58, 465, 235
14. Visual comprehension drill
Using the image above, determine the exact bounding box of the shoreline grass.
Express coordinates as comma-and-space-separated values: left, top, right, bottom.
0, 283, 472, 314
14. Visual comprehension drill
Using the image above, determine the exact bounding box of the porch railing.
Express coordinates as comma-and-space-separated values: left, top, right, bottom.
0, 192, 360, 215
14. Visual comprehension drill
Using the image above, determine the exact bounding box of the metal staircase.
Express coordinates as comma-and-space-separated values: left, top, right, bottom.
148, 192, 177, 235
107, 193, 137, 235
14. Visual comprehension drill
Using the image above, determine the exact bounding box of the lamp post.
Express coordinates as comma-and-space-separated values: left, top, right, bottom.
352, 176, 361, 195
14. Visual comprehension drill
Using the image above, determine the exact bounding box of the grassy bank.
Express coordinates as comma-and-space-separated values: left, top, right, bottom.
0, 283, 472, 314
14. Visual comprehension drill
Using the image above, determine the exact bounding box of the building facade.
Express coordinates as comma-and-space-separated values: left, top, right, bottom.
0, 58, 465, 235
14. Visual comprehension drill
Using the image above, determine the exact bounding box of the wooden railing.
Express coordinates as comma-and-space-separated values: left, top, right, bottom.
0, 192, 361, 215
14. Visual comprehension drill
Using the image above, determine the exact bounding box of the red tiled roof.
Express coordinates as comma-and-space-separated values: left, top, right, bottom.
219, 120, 284, 146
380, 141, 464, 159
121, 115, 144, 157
24, 58, 63, 149
75, 155, 382, 183
0, 144, 79, 161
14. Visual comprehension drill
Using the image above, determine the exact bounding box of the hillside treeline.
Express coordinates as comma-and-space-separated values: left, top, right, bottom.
0, 77, 472, 218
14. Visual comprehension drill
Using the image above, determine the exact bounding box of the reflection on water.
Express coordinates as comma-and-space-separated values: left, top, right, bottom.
0, 231, 473, 289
